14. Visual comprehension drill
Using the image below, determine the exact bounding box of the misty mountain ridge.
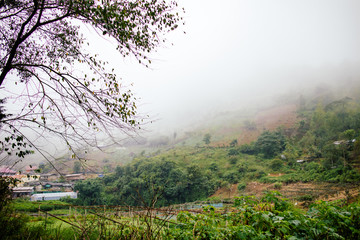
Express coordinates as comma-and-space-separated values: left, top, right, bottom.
35, 76, 360, 176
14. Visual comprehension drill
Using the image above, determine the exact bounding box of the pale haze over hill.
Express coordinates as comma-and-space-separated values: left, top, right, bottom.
108, 0, 360, 134
5, 0, 360, 165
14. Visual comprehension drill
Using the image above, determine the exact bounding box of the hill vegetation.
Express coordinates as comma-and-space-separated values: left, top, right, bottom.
2, 86, 360, 239
69, 92, 360, 207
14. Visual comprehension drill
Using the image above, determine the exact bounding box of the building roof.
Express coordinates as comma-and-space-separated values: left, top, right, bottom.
41, 182, 73, 187
12, 187, 34, 193
65, 173, 84, 177
0, 166, 16, 174
64, 173, 85, 180
31, 192, 77, 198
25, 165, 38, 172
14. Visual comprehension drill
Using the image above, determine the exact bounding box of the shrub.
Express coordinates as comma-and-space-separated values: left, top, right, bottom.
297, 194, 315, 201
0, 177, 27, 239
223, 171, 239, 184
237, 183, 246, 191
228, 148, 239, 156
270, 159, 283, 171
255, 131, 286, 158
229, 157, 238, 165
274, 182, 282, 189
239, 143, 256, 155
209, 162, 218, 171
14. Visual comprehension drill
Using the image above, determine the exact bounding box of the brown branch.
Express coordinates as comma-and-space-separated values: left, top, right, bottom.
0, 0, 39, 85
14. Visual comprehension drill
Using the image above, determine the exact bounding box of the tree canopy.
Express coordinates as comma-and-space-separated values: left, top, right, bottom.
255, 130, 286, 158
0, 0, 183, 161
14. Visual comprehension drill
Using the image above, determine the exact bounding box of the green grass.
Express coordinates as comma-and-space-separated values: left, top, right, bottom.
13, 199, 70, 213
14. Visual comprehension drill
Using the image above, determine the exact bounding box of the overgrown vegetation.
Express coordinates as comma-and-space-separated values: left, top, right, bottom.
66, 96, 360, 207
3, 88, 360, 238
2, 191, 360, 239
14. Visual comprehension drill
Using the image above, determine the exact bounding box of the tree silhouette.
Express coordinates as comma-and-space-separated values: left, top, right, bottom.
203, 133, 211, 145
0, 0, 183, 162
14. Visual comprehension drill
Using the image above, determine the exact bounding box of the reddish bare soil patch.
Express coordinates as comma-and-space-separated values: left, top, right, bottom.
211, 184, 240, 199
211, 182, 273, 199
211, 182, 360, 204
237, 104, 298, 146
255, 104, 298, 131
268, 173, 285, 177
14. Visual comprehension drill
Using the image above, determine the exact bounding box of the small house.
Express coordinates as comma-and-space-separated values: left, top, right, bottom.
12, 186, 34, 198
64, 173, 85, 182
0, 166, 16, 176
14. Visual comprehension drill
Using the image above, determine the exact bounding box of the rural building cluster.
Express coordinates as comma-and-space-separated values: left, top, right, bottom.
0, 165, 90, 201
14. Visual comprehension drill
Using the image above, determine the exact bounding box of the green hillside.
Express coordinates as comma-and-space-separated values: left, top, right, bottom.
69, 92, 360, 207
2, 89, 360, 240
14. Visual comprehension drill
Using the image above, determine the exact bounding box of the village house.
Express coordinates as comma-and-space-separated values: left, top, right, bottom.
11, 186, 34, 198
64, 173, 85, 182
0, 166, 16, 176
39, 173, 59, 181
25, 165, 39, 174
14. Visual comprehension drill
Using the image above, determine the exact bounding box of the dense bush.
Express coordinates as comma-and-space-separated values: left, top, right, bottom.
274, 182, 282, 189
5, 192, 360, 239
270, 159, 283, 171
75, 159, 215, 207
237, 183, 246, 191
13, 199, 70, 212
238, 143, 256, 155
228, 156, 238, 165
0, 177, 28, 239
168, 192, 360, 239
255, 130, 286, 158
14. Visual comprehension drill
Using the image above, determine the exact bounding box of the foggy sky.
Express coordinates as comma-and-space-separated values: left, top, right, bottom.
3, 0, 360, 166
100, 0, 360, 134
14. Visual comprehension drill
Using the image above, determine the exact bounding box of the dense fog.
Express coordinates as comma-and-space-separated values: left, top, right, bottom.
3, 0, 360, 164
109, 0, 360, 134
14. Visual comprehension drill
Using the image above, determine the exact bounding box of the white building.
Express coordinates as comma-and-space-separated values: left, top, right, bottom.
31, 192, 77, 201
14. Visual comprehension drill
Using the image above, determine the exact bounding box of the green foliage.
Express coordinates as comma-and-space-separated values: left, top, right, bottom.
0, 133, 34, 158
222, 170, 239, 184
237, 182, 247, 191
13, 199, 70, 213
0, 177, 28, 239
229, 139, 238, 147
282, 142, 300, 163
238, 142, 256, 155
262, 163, 360, 184
342, 129, 356, 140
255, 130, 286, 158
209, 162, 218, 172
76, 158, 215, 206
203, 133, 211, 145
74, 178, 104, 205
171, 192, 360, 239
227, 148, 239, 156
73, 161, 82, 174
297, 99, 360, 161
0, 177, 15, 211
274, 182, 282, 189
296, 194, 314, 201
5, 193, 360, 239
270, 159, 283, 171
76, 96, 360, 207
228, 156, 238, 165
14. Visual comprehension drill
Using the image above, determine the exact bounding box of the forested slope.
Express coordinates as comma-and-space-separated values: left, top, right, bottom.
73, 95, 360, 207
